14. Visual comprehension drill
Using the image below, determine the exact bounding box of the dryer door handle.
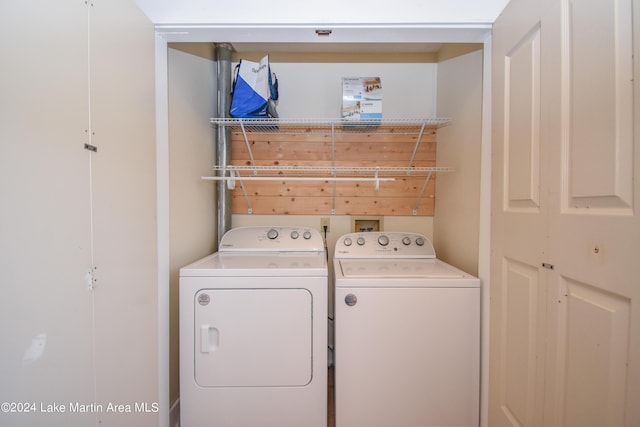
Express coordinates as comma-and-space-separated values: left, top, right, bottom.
200, 324, 219, 353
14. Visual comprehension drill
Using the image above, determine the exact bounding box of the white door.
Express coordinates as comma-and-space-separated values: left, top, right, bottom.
489, 0, 640, 426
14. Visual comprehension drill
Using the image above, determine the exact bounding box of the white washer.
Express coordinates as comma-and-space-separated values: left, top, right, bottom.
333, 232, 480, 427
180, 226, 327, 427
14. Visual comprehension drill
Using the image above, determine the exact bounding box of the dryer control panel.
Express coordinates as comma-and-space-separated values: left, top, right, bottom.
334, 232, 436, 258
219, 226, 325, 252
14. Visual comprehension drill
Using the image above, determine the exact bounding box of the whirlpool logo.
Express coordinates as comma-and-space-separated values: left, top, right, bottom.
197, 294, 211, 306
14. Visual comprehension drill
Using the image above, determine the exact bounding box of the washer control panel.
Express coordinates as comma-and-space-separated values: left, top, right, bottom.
219, 226, 325, 252
335, 232, 435, 258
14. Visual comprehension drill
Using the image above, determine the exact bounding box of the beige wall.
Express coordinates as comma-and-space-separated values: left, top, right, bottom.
0, 1, 158, 426
261, 61, 438, 118
434, 48, 484, 276
167, 46, 217, 407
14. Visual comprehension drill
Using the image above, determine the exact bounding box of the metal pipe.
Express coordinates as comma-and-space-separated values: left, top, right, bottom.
215, 43, 233, 246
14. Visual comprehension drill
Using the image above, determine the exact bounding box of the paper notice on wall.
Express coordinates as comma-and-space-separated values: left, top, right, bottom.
342, 77, 382, 120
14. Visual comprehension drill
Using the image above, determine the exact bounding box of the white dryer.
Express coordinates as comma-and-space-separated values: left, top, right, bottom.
180, 226, 327, 427
333, 232, 480, 427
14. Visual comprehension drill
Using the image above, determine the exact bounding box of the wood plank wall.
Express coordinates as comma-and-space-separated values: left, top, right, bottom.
229, 126, 439, 216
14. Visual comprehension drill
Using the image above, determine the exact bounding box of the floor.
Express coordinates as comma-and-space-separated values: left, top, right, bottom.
328, 367, 335, 427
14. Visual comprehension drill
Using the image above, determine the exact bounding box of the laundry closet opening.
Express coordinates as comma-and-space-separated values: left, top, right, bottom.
166, 39, 486, 419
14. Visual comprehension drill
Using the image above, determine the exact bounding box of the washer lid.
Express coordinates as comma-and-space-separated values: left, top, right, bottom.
338, 258, 468, 279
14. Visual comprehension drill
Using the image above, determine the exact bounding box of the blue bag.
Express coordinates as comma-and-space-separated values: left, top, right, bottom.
230, 55, 279, 118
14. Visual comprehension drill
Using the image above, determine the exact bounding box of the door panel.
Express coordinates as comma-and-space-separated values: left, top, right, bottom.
0, 2, 96, 426
498, 259, 544, 427
546, 0, 639, 425
490, 1, 549, 425
89, 2, 159, 425
505, 25, 541, 210
561, 278, 631, 427
491, 0, 640, 426
565, 0, 634, 209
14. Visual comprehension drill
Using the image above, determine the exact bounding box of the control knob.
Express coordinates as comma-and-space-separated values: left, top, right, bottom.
378, 235, 390, 246
267, 228, 279, 240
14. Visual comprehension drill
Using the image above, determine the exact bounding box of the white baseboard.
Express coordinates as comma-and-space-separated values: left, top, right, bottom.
170, 398, 180, 427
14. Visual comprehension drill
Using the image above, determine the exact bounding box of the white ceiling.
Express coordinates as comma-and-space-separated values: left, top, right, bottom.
136, 0, 511, 26
142, 1, 511, 50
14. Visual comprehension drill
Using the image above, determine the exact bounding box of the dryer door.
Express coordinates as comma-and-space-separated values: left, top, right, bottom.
194, 288, 312, 387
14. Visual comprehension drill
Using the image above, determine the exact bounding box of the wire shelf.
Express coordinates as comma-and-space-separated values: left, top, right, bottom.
210, 117, 452, 134
206, 117, 453, 215
209, 165, 453, 177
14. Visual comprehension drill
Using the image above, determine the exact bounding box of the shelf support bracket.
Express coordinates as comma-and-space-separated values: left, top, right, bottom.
408, 122, 427, 170
239, 121, 257, 175
413, 171, 433, 215
234, 169, 253, 214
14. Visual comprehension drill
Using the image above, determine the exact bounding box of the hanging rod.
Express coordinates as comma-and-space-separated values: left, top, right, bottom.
203, 165, 452, 191
203, 176, 395, 182
202, 175, 395, 191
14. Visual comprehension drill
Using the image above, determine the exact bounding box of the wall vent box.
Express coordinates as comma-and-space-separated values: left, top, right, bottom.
342, 77, 382, 121
352, 216, 383, 232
